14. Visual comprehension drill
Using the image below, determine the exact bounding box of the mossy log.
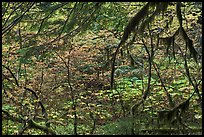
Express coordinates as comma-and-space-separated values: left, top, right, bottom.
2, 110, 56, 135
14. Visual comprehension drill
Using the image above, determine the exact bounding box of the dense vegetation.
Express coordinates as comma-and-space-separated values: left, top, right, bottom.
2, 2, 202, 135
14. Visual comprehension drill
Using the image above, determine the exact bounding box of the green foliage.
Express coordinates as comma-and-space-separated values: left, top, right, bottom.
55, 125, 73, 135
96, 117, 133, 135
2, 120, 20, 135
2, 2, 202, 135
2, 105, 16, 112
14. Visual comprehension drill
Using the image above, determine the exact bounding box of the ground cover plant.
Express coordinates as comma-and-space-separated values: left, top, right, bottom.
2, 2, 202, 135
